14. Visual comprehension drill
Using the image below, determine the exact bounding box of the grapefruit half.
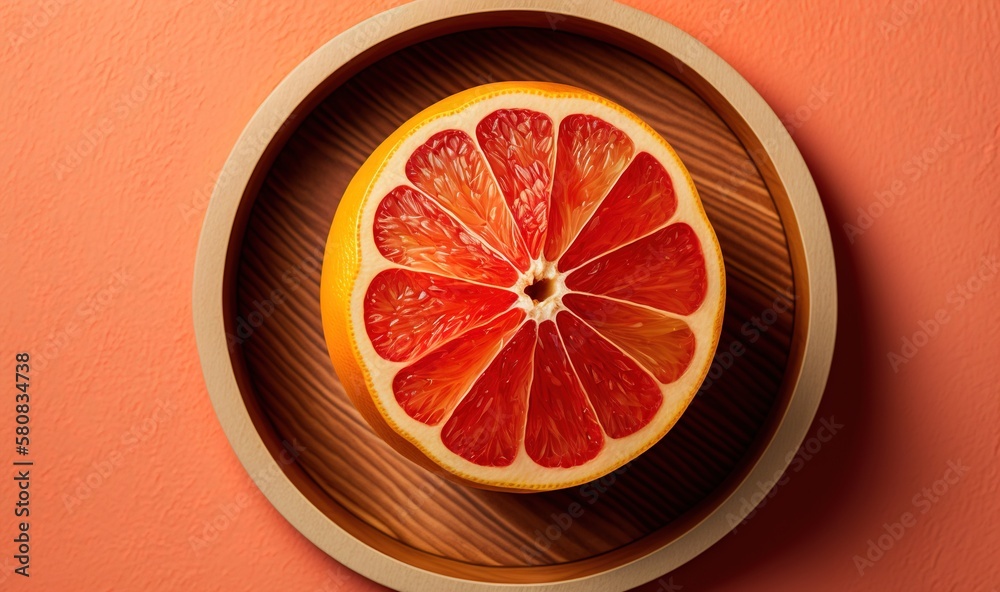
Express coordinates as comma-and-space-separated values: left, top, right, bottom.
321, 82, 725, 492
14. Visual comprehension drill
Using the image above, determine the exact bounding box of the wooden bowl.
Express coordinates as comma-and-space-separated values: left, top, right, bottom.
192, 1, 837, 590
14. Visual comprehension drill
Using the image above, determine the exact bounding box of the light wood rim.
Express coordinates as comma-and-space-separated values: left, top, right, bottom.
192, 1, 837, 590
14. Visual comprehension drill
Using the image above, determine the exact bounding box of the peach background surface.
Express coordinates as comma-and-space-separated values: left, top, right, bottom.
1, 0, 998, 590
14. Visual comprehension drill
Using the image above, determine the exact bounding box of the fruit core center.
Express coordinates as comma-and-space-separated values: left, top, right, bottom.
524, 277, 557, 303
517, 260, 565, 322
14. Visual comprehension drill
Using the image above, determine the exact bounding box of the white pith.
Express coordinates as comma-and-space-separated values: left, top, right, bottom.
515, 259, 567, 322
350, 89, 724, 490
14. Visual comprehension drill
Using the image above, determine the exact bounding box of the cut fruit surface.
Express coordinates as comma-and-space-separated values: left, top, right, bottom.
322, 82, 725, 492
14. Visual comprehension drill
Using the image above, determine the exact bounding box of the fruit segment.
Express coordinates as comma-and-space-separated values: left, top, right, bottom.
524, 321, 604, 468
393, 309, 525, 426
364, 269, 517, 363
476, 109, 555, 259
544, 114, 634, 261
562, 294, 695, 384
557, 311, 663, 438
441, 322, 537, 467
374, 186, 519, 286
565, 223, 707, 316
406, 130, 530, 271
559, 152, 677, 271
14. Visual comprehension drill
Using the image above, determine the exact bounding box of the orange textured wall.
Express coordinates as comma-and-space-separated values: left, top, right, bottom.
1, 1, 997, 590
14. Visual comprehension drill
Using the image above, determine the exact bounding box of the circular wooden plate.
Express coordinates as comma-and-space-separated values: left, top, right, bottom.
193, 2, 836, 590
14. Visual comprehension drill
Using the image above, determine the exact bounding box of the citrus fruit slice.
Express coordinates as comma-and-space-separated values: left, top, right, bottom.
322, 82, 725, 492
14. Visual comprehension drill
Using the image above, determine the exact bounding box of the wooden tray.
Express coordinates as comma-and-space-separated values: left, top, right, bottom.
192, 2, 837, 590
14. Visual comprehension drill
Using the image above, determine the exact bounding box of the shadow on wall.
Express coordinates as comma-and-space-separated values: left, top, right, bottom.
636, 145, 882, 591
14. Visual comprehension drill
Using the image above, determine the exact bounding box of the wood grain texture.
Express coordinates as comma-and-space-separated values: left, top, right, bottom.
234, 28, 794, 569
